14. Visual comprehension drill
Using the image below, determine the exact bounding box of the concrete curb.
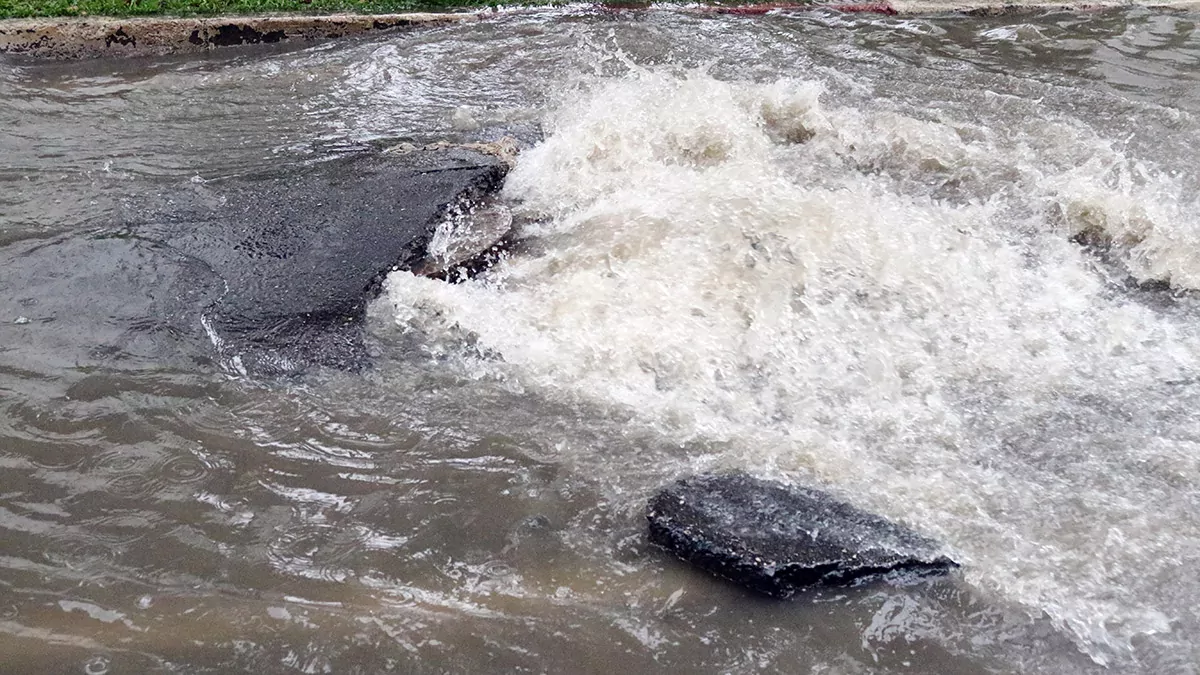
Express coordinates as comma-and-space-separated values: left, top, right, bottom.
0, 12, 477, 59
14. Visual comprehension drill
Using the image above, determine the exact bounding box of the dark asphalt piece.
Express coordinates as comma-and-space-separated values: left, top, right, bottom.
647, 472, 958, 598
0, 148, 507, 378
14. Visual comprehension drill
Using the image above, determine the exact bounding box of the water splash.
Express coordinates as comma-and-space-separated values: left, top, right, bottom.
385, 64, 1200, 664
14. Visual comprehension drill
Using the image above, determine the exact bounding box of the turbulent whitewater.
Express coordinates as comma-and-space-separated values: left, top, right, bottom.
386, 43, 1200, 668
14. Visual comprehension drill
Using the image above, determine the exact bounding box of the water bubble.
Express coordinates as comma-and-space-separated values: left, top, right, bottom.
82, 655, 109, 675
387, 587, 417, 605
481, 560, 515, 578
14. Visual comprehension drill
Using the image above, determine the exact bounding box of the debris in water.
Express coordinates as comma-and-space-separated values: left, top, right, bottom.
410, 199, 515, 281
647, 473, 957, 598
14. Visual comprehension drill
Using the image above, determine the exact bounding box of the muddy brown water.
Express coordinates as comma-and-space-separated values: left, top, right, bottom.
3, 6, 1200, 673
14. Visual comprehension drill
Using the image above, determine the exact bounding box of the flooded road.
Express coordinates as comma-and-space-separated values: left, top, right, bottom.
3, 6, 1200, 673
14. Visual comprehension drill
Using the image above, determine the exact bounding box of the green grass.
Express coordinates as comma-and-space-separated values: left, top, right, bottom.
0, 0, 527, 19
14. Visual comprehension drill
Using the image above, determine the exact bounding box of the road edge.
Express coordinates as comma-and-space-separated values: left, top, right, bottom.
0, 12, 478, 58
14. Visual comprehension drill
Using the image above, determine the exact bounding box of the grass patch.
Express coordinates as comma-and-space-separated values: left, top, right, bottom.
0, 0, 521, 19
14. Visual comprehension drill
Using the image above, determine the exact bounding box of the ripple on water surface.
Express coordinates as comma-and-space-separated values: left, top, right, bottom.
3, 6, 1200, 674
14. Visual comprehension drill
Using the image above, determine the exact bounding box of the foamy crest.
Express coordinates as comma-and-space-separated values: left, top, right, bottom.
385, 67, 1200, 664
1050, 155, 1200, 288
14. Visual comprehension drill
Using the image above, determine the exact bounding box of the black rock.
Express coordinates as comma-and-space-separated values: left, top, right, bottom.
646, 473, 957, 598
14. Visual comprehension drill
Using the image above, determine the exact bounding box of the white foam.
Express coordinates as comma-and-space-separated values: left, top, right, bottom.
384, 66, 1200, 663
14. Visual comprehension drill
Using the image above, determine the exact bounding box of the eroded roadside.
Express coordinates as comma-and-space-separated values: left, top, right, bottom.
5, 1, 1200, 60
0, 11, 476, 58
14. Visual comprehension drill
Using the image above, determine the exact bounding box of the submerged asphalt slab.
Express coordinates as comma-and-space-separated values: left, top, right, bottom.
0, 147, 508, 377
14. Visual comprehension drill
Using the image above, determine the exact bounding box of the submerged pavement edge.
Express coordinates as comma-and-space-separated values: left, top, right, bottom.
0, 12, 477, 59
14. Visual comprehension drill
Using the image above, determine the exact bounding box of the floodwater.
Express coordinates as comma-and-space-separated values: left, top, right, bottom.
3, 5, 1200, 673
